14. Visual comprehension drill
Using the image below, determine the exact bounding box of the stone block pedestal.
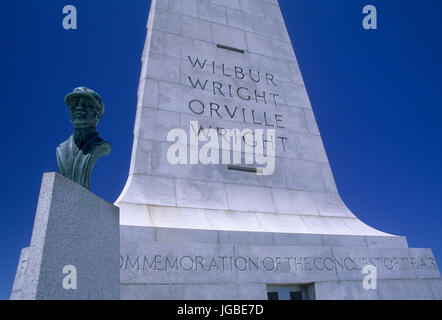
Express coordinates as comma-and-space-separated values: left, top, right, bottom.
10, 172, 120, 300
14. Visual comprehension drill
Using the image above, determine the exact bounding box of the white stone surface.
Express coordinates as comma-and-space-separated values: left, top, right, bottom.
121, 283, 268, 300
115, 0, 399, 238
10, 173, 120, 300
119, 225, 442, 300
271, 188, 318, 216
225, 184, 275, 213
378, 279, 437, 300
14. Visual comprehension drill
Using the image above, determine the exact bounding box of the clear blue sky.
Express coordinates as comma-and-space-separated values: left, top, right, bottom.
0, 0, 441, 299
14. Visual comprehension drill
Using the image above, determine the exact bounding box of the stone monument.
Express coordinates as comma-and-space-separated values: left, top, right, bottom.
10, 89, 119, 300
116, 0, 441, 300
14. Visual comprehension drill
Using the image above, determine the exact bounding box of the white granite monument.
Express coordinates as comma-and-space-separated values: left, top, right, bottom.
115, 0, 442, 300
11, 0, 440, 301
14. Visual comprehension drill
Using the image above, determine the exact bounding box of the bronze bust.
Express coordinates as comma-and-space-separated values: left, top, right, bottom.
56, 87, 111, 190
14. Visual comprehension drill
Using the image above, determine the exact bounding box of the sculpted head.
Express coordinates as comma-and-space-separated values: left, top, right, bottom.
65, 87, 105, 129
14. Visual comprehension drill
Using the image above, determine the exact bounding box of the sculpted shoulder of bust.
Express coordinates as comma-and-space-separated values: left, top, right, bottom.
56, 87, 111, 190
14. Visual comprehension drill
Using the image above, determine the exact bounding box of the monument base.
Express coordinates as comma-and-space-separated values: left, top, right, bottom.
120, 226, 442, 300
11, 173, 120, 300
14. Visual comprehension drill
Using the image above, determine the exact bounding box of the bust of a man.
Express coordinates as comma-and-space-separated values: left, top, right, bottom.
56, 87, 111, 190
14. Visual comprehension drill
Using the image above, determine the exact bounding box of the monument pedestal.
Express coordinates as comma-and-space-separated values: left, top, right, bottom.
10, 173, 120, 300
120, 225, 442, 300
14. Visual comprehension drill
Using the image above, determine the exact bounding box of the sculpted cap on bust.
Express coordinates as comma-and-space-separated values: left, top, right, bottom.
65, 87, 105, 128
56, 87, 111, 190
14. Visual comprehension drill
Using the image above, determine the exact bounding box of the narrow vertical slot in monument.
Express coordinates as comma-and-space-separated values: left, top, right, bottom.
116, 0, 441, 300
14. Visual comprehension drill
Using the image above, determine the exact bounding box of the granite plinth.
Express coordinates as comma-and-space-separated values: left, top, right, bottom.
10, 172, 120, 300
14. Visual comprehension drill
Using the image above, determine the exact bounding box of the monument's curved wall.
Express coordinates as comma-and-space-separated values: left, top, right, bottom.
116, 0, 391, 237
